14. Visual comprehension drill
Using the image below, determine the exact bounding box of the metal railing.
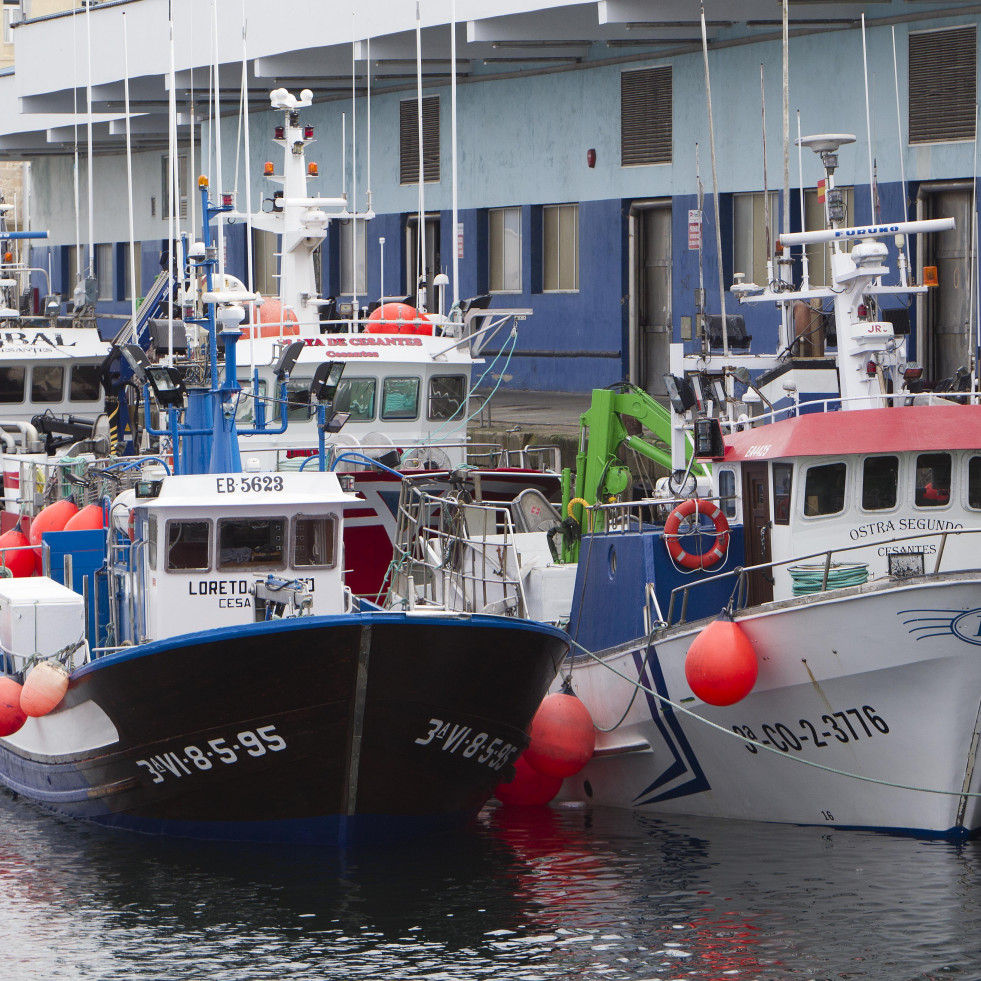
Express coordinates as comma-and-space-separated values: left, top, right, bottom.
387, 481, 530, 618
662, 525, 981, 628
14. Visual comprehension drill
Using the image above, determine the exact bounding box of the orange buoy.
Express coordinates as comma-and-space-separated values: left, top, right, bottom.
684, 617, 758, 706
494, 754, 563, 806
0, 676, 27, 736
524, 691, 596, 778
29, 499, 79, 573
247, 297, 299, 337
0, 528, 34, 577
64, 503, 105, 532
29, 499, 79, 548
364, 302, 426, 333
21, 660, 69, 717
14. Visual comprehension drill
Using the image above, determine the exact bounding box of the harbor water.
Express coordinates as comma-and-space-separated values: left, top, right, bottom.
1, 789, 979, 981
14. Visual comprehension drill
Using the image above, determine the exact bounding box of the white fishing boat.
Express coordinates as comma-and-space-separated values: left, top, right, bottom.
389, 134, 981, 837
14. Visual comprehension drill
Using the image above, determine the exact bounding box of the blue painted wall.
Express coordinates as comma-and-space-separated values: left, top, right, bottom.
22, 11, 981, 392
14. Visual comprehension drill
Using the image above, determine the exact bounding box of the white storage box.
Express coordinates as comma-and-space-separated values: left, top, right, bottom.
0, 576, 85, 667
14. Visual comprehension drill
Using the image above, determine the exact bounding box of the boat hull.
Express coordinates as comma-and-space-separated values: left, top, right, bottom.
0, 612, 568, 845
561, 574, 981, 837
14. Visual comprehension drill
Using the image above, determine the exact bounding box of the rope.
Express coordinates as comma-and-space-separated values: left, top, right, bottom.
789, 562, 868, 595
569, 635, 981, 800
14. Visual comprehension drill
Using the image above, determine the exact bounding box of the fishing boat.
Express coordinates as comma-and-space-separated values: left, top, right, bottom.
389, 134, 981, 837
0, 221, 568, 846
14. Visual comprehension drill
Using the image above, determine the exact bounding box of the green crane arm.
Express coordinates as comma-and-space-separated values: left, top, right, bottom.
561, 385, 709, 560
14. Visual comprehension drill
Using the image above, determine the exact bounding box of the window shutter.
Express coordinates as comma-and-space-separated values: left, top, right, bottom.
621, 66, 672, 166
400, 96, 440, 184
909, 26, 976, 144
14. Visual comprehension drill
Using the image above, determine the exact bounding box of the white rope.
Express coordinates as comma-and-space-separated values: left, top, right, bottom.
571, 636, 981, 799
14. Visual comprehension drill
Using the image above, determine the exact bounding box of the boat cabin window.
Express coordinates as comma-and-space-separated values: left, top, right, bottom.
235, 380, 267, 424
428, 375, 466, 421
32, 365, 64, 403
69, 364, 102, 402
217, 517, 286, 570
915, 453, 951, 507
803, 462, 846, 517
718, 468, 738, 519
280, 379, 313, 422
861, 455, 899, 511
166, 520, 211, 571
381, 377, 420, 420
772, 463, 792, 524
968, 457, 981, 509
0, 366, 24, 403
293, 514, 337, 568
334, 377, 376, 421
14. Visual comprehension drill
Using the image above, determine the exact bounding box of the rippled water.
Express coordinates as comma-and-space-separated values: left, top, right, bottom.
1, 790, 979, 980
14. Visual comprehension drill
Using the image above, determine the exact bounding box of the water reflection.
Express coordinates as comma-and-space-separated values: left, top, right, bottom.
0, 790, 979, 979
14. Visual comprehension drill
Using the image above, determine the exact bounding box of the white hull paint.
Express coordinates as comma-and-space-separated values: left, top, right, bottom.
563, 574, 981, 836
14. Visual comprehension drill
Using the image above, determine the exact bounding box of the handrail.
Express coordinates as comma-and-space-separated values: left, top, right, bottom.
663, 524, 981, 627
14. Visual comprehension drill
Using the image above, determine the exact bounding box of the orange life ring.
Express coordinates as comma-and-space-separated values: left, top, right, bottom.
664, 498, 730, 570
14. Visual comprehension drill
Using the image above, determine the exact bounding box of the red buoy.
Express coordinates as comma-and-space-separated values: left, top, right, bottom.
64, 503, 105, 532
684, 618, 758, 706
524, 691, 596, 778
494, 754, 562, 806
0, 528, 34, 577
0, 676, 27, 736
29, 499, 79, 573
21, 660, 69, 717
364, 302, 426, 333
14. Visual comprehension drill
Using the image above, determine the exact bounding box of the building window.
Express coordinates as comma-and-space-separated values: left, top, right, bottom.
399, 96, 439, 184
621, 66, 672, 166
3, 6, 16, 45
339, 219, 366, 296
732, 192, 779, 288
909, 26, 976, 144
121, 242, 141, 300
542, 204, 578, 292
95, 243, 112, 300
161, 153, 188, 220
489, 207, 521, 293
803, 187, 854, 287
65, 244, 79, 293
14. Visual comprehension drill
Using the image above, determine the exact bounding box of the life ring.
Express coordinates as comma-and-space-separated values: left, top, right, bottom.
664, 498, 730, 570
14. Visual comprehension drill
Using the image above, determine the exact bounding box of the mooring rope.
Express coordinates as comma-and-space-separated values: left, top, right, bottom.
570, 636, 981, 800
